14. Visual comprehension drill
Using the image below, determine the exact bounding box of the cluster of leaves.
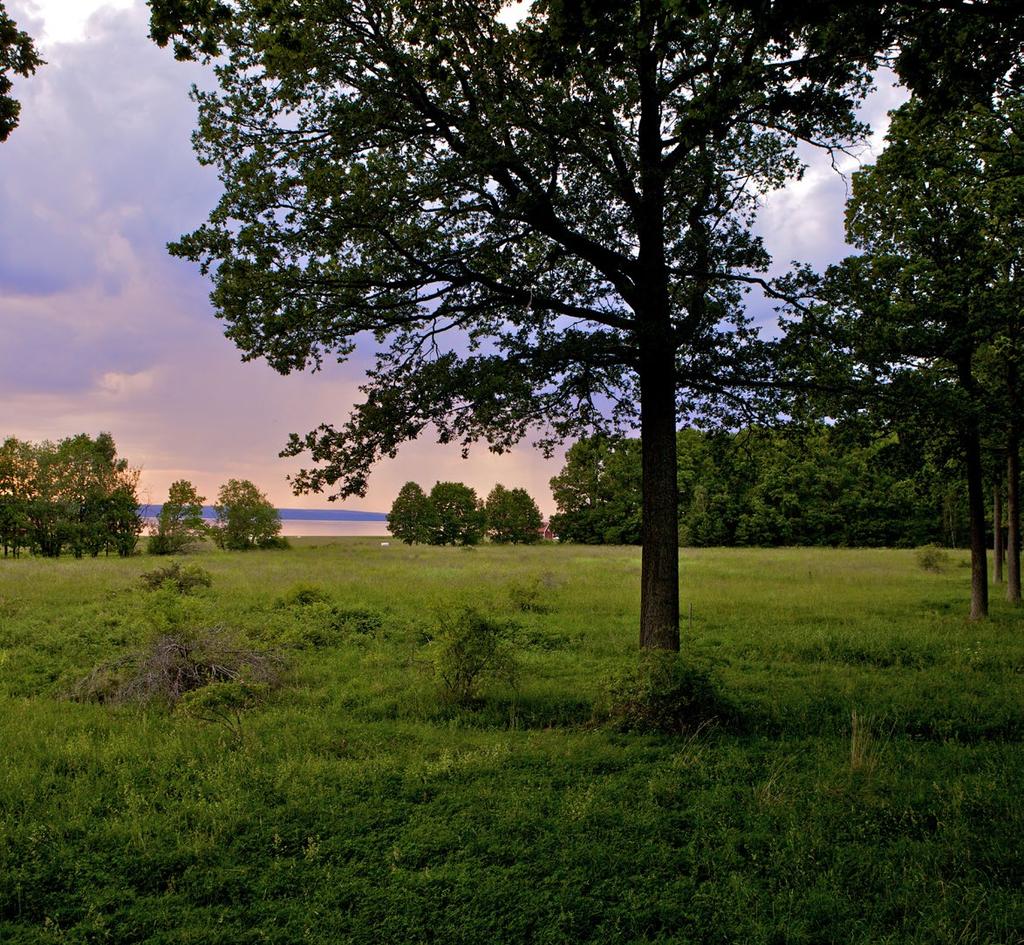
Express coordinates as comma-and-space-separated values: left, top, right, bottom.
0, 433, 143, 559
148, 480, 209, 554
0, 1, 42, 143
389, 481, 544, 546
551, 425, 957, 548
139, 561, 213, 594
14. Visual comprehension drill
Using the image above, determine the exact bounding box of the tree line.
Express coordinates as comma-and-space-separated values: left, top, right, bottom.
0, 434, 143, 558
0, 434, 287, 558
550, 425, 973, 550
388, 482, 543, 546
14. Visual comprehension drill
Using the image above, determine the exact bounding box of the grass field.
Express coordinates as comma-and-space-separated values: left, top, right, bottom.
1, 541, 1022, 944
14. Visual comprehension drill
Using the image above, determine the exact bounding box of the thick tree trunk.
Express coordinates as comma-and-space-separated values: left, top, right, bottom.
994, 482, 1004, 584
1007, 436, 1021, 605
964, 424, 989, 619
638, 340, 680, 650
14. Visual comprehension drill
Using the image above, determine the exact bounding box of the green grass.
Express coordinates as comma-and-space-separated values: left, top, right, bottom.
1, 541, 1022, 944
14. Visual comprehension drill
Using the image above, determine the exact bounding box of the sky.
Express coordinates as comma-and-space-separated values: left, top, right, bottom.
0, 1, 907, 514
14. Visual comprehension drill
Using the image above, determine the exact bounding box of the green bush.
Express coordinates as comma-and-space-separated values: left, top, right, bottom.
506, 576, 552, 613
139, 561, 213, 593
265, 586, 384, 647
429, 607, 520, 705
275, 583, 333, 608
607, 652, 729, 733
915, 543, 949, 572
177, 679, 270, 743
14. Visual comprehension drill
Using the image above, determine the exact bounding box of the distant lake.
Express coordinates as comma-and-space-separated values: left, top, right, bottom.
142, 506, 390, 538
279, 519, 390, 537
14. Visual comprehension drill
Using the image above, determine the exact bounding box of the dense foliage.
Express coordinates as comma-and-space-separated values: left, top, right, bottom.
484, 485, 543, 545
0, 1, 41, 142
389, 481, 542, 546
0, 433, 143, 558
386, 482, 435, 545
211, 479, 285, 551
148, 479, 208, 555
551, 427, 966, 549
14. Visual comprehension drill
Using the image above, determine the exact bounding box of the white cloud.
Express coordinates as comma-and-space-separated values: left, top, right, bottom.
13, 0, 136, 46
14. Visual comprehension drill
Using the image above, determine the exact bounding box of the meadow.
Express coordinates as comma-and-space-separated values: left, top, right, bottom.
0, 540, 1022, 944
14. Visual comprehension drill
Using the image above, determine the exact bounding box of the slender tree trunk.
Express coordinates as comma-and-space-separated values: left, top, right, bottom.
994, 481, 1004, 583
1007, 434, 1021, 605
964, 424, 989, 619
638, 339, 680, 650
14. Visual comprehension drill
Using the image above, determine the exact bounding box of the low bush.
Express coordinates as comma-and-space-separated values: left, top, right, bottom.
177, 679, 271, 743
267, 585, 383, 647
607, 652, 730, 733
506, 577, 552, 613
915, 544, 949, 572
275, 583, 332, 608
71, 627, 284, 706
429, 607, 520, 705
139, 562, 213, 594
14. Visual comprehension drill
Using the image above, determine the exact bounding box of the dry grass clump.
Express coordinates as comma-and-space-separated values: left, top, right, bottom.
71, 628, 284, 707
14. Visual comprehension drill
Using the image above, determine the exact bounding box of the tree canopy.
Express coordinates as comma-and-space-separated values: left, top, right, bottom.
211, 479, 285, 550
0, 2, 42, 142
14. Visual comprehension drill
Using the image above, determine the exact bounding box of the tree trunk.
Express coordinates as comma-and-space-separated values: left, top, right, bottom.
1008, 436, 1021, 605
964, 423, 989, 619
994, 482, 1004, 583
638, 339, 680, 650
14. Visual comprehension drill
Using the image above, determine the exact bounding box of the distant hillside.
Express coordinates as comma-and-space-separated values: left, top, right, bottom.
142, 505, 387, 522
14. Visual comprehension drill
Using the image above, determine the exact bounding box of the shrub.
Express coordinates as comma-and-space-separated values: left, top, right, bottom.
915, 543, 949, 572
275, 583, 332, 608
430, 607, 519, 704
266, 586, 384, 647
139, 561, 213, 593
607, 652, 728, 733
506, 576, 552, 613
72, 627, 283, 706
178, 679, 270, 743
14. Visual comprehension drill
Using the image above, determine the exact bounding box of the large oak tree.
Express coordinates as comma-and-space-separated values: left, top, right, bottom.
150, 0, 927, 648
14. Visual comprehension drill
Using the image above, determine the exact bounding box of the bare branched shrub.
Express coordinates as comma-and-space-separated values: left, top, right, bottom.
72, 627, 283, 706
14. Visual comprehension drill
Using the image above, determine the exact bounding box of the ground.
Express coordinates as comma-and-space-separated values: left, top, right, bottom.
0, 541, 1021, 944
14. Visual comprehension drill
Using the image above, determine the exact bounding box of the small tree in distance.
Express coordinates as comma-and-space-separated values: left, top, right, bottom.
150, 480, 208, 554
485, 485, 542, 545
211, 479, 285, 551
387, 481, 434, 545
